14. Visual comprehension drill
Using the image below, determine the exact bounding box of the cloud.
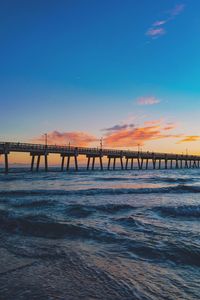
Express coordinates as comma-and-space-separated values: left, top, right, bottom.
34, 130, 97, 147
170, 4, 185, 17
103, 122, 180, 148
136, 96, 161, 105
163, 123, 177, 131
144, 119, 163, 126
103, 123, 134, 132
146, 27, 166, 38
146, 3, 185, 39
153, 20, 167, 26
178, 136, 200, 143
32, 120, 200, 150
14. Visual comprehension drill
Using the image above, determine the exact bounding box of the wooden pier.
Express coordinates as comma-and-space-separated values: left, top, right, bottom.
0, 142, 200, 173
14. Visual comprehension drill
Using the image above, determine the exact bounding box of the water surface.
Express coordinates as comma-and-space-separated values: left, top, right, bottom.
0, 168, 200, 299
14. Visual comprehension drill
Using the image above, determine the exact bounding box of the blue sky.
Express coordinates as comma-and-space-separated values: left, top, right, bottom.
1, 0, 200, 153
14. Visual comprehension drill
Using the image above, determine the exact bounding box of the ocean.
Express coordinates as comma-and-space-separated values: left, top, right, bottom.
0, 168, 199, 299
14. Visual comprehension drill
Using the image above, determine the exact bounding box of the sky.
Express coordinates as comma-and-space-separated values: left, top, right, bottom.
1, 0, 200, 163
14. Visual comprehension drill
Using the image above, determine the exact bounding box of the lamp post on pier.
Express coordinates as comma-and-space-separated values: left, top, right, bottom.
44, 133, 48, 148
100, 137, 103, 150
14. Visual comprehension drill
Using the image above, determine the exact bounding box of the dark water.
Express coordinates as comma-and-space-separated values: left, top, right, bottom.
0, 168, 200, 299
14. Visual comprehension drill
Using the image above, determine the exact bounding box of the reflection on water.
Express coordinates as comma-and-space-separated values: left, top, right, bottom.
0, 168, 200, 299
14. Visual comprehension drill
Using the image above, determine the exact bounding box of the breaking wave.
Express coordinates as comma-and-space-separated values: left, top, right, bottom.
153, 205, 200, 218
1, 184, 200, 197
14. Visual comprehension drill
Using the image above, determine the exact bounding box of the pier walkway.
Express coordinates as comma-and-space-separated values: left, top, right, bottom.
0, 142, 200, 173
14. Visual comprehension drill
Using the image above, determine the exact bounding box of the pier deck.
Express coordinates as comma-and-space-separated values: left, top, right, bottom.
0, 142, 199, 172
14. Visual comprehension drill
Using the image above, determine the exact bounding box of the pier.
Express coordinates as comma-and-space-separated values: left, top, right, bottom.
0, 142, 200, 173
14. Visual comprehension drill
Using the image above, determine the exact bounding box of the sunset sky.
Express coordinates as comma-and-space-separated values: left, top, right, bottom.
1, 0, 200, 161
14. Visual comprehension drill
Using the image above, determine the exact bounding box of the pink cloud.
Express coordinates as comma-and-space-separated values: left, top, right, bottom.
137, 96, 161, 106
104, 123, 180, 148
34, 131, 97, 147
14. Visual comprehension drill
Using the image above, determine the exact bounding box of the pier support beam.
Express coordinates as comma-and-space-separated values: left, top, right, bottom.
74, 156, 78, 171
67, 156, 70, 171
61, 156, 65, 171
36, 155, 41, 171
125, 158, 128, 170
165, 159, 168, 169
31, 155, 35, 171
180, 160, 183, 169
138, 158, 141, 170
108, 157, 111, 170
60, 154, 79, 171
107, 156, 123, 170
4, 153, 8, 173
100, 157, 103, 171
152, 159, 156, 169
189, 160, 192, 168
146, 159, 149, 170
131, 158, 133, 170
45, 155, 48, 172
176, 159, 179, 169
92, 157, 95, 170
120, 157, 124, 170
87, 157, 90, 170
30, 152, 48, 172
140, 159, 144, 170
86, 155, 103, 171
113, 158, 116, 170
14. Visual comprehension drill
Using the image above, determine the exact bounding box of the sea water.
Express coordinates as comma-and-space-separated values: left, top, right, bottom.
0, 168, 199, 299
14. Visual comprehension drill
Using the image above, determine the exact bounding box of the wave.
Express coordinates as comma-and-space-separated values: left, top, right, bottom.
94, 177, 129, 182
147, 177, 194, 184
0, 210, 119, 241
114, 216, 142, 227
12, 199, 56, 208
1, 209, 200, 267
153, 205, 200, 218
65, 203, 134, 218
1, 184, 200, 197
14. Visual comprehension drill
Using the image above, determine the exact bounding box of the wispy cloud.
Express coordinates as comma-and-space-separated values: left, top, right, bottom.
153, 20, 167, 27
146, 3, 185, 39
146, 28, 166, 38
144, 119, 163, 126
170, 4, 185, 16
178, 136, 200, 143
136, 96, 161, 106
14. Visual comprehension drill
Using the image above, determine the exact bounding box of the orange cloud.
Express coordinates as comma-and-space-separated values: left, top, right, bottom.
178, 136, 200, 143
32, 120, 191, 150
34, 131, 97, 147
136, 96, 160, 106
103, 123, 180, 148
